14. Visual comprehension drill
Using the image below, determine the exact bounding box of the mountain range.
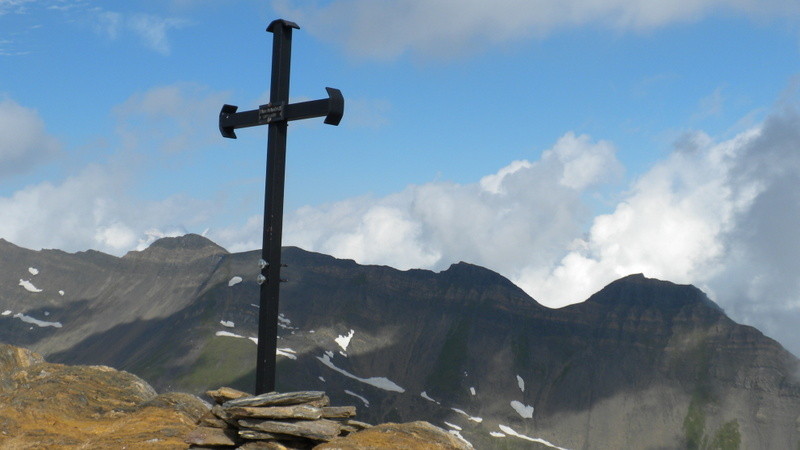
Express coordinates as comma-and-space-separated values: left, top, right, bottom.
0, 234, 798, 449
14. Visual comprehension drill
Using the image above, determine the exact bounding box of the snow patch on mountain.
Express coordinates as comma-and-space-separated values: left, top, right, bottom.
215, 330, 244, 340
444, 422, 462, 431
214, 331, 293, 356
451, 408, 483, 423
516, 375, 525, 392
28, 267, 38, 275
220, 320, 234, 328
511, 400, 534, 418
449, 430, 473, 448
277, 348, 297, 360
19, 279, 42, 293
420, 391, 440, 404
335, 329, 355, 352
13, 313, 61, 328
316, 353, 405, 393
344, 390, 369, 407
498, 425, 569, 449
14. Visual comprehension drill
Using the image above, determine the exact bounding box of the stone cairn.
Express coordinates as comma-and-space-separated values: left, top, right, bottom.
185, 387, 370, 449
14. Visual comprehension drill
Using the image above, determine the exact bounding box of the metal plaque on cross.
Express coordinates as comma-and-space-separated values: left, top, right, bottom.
218, 19, 344, 394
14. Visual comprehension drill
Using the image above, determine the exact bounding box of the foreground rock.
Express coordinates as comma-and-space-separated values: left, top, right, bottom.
189, 388, 366, 449
0, 343, 207, 448
190, 388, 470, 449
316, 422, 472, 449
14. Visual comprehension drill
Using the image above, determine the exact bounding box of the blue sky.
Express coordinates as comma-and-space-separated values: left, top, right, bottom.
2, 1, 800, 353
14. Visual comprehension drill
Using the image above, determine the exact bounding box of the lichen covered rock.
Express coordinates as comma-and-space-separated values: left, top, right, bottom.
0, 343, 207, 448
315, 421, 472, 449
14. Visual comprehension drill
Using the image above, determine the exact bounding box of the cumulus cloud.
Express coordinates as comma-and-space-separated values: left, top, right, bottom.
515, 107, 800, 354
274, 0, 800, 59
0, 97, 60, 178
281, 132, 623, 275
0, 163, 212, 255
522, 129, 758, 306
0, 85, 226, 255
705, 107, 800, 346
524, 104, 800, 328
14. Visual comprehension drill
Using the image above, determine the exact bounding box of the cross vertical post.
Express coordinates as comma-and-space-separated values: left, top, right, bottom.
218, 19, 344, 395
257, 19, 294, 396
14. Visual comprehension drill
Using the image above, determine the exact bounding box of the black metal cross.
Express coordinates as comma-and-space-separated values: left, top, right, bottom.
218, 19, 344, 395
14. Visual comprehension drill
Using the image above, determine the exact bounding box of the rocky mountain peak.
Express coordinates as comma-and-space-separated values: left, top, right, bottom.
149, 234, 226, 251
441, 261, 533, 294
585, 273, 723, 313
123, 233, 228, 262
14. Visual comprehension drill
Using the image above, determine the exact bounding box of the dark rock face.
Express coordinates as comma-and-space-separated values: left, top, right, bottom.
1, 236, 799, 449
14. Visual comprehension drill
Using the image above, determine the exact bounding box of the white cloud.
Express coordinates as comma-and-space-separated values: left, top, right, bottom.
0, 97, 60, 178
208, 214, 263, 254
274, 0, 800, 60
90, 8, 190, 55
127, 13, 191, 56
519, 105, 800, 354
0, 162, 212, 255
521, 129, 758, 307
0, 84, 228, 255
281, 132, 622, 275
0, 0, 35, 16
0, 39, 29, 56
94, 10, 122, 39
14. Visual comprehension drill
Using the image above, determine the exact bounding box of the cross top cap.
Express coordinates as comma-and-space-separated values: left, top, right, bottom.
267, 19, 300, 33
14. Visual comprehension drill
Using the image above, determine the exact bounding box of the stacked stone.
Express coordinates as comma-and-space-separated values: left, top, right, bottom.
186, 387, 370, 449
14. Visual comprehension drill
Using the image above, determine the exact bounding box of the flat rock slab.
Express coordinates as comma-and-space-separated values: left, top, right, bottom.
238, 418, 341, 441
238, 429, 289, 440
344, 420, 372, 430
321, 406, 357, 418
207, 386, 252, 404
228, 405, 323, 420
212, 404, 239, 426
224, 391, 328, 409
184, 426, 240, 446
238, 441, 301, 449
239, 429, 316, 447
198, 410, 228, 428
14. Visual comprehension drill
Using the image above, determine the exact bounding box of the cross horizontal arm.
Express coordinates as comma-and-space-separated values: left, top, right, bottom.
219, 87, 344, 139
286, 87, 344, 125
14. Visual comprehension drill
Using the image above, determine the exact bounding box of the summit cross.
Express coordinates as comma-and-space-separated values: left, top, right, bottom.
218, 19, 344, 394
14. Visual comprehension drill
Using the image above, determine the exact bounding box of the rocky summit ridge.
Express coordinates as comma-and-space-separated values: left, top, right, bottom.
1, 235, 799, 449
0, 343, 468, 449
